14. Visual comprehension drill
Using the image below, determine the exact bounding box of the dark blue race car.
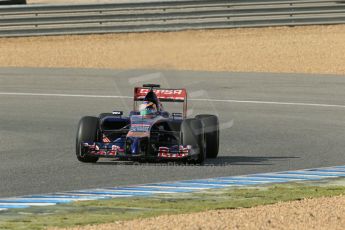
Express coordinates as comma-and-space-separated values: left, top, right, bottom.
76, 84, 219, 164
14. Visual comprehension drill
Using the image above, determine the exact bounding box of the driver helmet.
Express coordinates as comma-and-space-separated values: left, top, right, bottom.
139, 101, 157, 116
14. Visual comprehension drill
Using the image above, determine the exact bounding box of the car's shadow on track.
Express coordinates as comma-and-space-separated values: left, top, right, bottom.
94, 155, 299, 167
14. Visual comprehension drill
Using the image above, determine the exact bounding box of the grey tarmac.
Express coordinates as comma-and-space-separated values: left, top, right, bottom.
0, 67, 344, 198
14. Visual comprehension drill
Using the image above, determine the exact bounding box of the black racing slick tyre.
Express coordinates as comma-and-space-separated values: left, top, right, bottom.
195, 114, 219, 158
76, 116, 99, 163
181, 118, 205, 164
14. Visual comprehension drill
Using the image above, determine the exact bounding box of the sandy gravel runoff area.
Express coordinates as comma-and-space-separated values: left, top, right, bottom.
55, 195, 345, 230
1, 25, 345, 75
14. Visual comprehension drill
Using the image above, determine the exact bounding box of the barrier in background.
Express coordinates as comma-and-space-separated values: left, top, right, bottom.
0, 0, 26, 6
0, 0, 345, 37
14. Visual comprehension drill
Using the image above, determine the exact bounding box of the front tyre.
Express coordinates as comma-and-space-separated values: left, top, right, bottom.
181, 118, 205, 164
195, 114, 219, 158
76, 116, 100, 163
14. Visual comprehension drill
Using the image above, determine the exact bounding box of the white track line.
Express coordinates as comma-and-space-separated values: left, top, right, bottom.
0, 92, 345, 109
0, 92, 131, 99
191, 98, 345, 109
4, 197, 95, 201
138, 185, 211, 190
256, 173, 336, 179
212, 179, 276, 183
64, 193, 133, 198
283, 170, 345, 175
104, 189, 176, 194
0, 203, 56, 206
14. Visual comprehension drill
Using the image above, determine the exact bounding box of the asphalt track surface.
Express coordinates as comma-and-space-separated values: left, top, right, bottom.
0, 67, 345, 198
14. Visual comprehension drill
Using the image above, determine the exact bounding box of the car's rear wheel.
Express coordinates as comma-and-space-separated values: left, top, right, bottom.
195, 114, 219, 158
181, 118, 205, 164
76, 116, 100, 163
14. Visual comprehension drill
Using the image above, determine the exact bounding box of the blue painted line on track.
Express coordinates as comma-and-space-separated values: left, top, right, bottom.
23, 195, 108, 200
0, 199, 70, 204
0, 205, 30, 209
106, 187, 194, 193
274, 173, 327, 178
310, 169, 345, 173
249, 174, 318, 180
65, 191, 151, 196
214, 178, 288, 183
335, 166, 345, 169
177, 180, 260, 185
1, 165, 345, 211
147, 183, 228, 189
216, 177, 291, 183
280, 171, 345, 177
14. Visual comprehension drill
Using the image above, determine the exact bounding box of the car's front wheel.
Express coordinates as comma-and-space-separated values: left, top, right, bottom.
195, 114, 219, 158
76, 116, 100, 163
181, 118, 205, 164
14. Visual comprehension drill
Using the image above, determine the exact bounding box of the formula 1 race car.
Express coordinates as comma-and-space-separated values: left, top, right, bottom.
76, 84, 219, 164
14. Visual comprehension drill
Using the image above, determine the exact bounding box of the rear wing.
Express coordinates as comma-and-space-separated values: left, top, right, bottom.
133, 87, 188, 118
134, 87, 187, 102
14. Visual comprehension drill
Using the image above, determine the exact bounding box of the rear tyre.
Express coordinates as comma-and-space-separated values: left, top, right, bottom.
181, 118, 205, 164
195, 114, 219, 158
76, 116, 100, 163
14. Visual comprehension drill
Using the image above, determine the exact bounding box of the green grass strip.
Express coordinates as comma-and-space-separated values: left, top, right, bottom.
0, 179, 344, 230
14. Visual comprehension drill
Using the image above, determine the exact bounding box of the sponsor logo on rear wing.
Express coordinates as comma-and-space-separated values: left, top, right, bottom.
134, 87, 187, 102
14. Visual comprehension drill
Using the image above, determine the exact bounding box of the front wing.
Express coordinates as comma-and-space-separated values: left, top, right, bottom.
81, 142, 196, 160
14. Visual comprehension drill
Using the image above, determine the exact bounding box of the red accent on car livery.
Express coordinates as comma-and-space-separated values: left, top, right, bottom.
103, 135, 111, 143
83, 143, 122, 156
158, 146, 189, 158
134, 87, 187, 102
